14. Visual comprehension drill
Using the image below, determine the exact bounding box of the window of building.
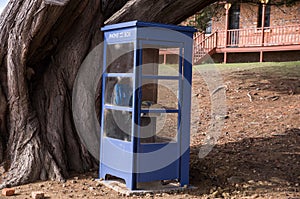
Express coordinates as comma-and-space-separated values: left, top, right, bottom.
205, 19, 212, 34
257, 3, 271, 27
229, 3, 240, 30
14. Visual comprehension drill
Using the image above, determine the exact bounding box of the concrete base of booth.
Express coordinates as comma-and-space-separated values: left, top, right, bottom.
98, 179, 196, 196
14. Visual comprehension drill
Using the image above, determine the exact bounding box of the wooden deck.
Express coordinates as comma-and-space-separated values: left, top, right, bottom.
193, 24, 300, 64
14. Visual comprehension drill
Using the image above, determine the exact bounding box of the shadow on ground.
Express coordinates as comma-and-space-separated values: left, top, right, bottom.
189, 128, 300, 197
229, 64, 300, 95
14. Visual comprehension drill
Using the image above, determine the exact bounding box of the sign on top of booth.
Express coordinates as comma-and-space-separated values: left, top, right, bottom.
101, 21, 197, 44
101, 20, 197, 33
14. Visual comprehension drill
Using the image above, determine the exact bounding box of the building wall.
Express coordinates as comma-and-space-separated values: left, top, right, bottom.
271, 3, 300, 26
182, 2, 300, 31
210, 2, 300, 31
211, 6, 225, 32
183, 2, 300, 63
239, 3, 259, 29
210, 3, 256, 31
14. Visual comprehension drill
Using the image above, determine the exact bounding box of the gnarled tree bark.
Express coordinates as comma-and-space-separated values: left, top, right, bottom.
0, 0, 216, 188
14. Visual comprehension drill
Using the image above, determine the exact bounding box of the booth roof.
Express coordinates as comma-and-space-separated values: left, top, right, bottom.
101, 20, 197, 33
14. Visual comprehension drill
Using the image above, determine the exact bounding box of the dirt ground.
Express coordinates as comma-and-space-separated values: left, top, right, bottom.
4, 61, 300, 198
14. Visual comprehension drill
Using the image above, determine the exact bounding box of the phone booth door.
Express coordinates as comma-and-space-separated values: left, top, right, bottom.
100, 40, 138, 189
136, 40, 187, 185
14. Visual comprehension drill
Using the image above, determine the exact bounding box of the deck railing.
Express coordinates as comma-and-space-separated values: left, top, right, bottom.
264, 25, 300, 46
193, 24, 300, 63
193, 31, 218, 64
216, 24, 300, 47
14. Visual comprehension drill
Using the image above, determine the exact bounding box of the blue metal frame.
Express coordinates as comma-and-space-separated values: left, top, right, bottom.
99, 27, 137, 189
136, 39, 183, 182
100, 21, 196, 190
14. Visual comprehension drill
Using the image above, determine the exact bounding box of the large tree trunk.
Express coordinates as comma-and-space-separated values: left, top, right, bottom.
0, 0, 105, 188
105, 0, 213, 24
0, 0, 215, 188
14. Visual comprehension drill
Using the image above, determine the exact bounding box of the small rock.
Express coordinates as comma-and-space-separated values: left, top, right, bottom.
259, 79, 269, 84
96, 182, 102, 187
215, 115, 229, 120
243, 184, 250, 188
210, 187, 217, 194
73, 177, 79, 180
258, 181, 264, 185
211, 190, 219, 197
88, 187, 94, 191
39, 184, 45, 188
227, 176, 244, 184
71, 180, 77, 184
32, 191, 45, 199
251, 194, 259, 198
0, 166, 5, 174
222, 192, 230, 198
235, 113, 242, 117
2, 188, 15, 196
249, 84, 257, 87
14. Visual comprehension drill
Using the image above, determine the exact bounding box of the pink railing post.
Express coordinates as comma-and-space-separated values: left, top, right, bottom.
224, 3, 231, 63
215, 31, 218, 48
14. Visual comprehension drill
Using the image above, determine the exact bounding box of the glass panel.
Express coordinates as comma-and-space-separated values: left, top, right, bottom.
105, 77, 133, 107
141, 79, 179, 110
106, 43, 134, 73
104, 109, 132, 141
141, 45, 181, 76
140, 113, 178, 143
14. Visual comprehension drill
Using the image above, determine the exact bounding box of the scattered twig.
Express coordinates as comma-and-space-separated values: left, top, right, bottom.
271, 96, 279, 101
247, 92, 253, 102
211, 85, 227, 96
265, 95, 280, 101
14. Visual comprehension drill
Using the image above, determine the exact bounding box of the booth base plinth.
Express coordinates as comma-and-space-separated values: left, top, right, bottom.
98, 179, 196, 196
